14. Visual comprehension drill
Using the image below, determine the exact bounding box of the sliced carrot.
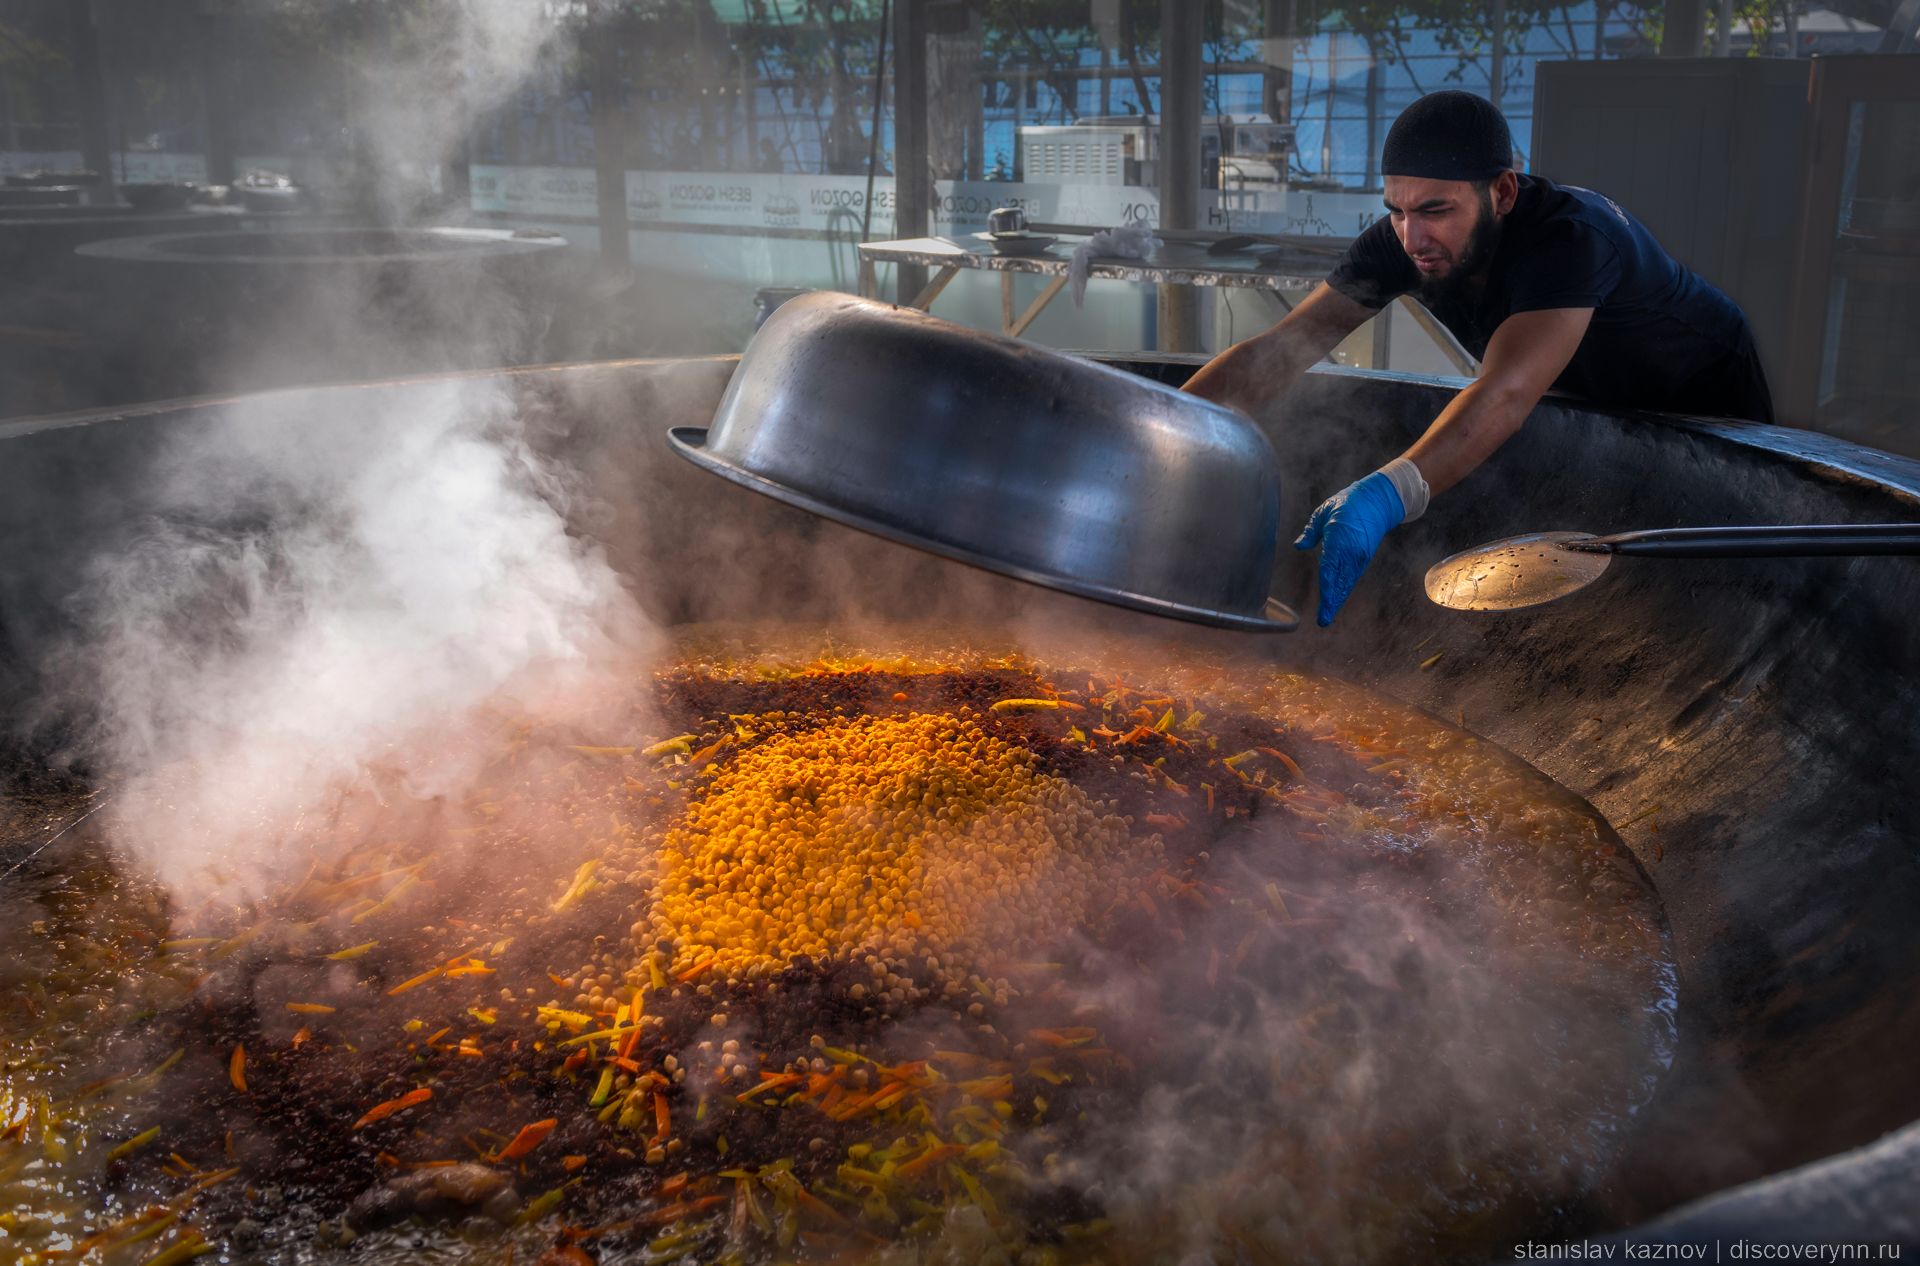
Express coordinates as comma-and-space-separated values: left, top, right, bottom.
896, 1142, 966, 1181
1027, 1027, 1098, 1047
285, 1002, 336, 1015
385, 966, 443, 996
653, 1093, 671, 1141
1258, 747, 1305, 779
494, 1118, 557, 1162
562, 1153, 589, 1172
618, 993, 644, 1060
352, 1086, 432, 1130
228, 1045, 247, 1093
637, 1195, 727, 1227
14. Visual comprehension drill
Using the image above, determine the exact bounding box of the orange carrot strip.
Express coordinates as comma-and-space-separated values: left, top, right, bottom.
494, 1118, 557, 1162
352, 1087, 432, 1130
652, 1093, 670, 1141
386, 966, 443, 996
1259, 747, 1305, 779
228, 1046, 247, 1093
896, 1143, 967, 1181
1028, 1027, 1098, 1046
285, 1002, 336, 1015
562, 1154, 588, 1172
673, 955, 716, 983
618, 994, 644, 1061
638, 1195, 727, 1227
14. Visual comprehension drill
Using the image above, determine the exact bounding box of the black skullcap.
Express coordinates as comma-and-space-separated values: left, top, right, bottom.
1381, 91, 1514, 182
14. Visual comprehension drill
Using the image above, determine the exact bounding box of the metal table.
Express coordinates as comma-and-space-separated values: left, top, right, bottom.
856, 234, 1343, 338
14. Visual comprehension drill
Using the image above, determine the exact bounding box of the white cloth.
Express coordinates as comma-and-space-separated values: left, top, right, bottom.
1068, 221, 1163, 308
1377, 457, 1431, 522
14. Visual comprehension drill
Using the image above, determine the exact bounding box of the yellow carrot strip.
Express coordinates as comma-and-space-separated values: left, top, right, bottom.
228, 1046, 247, 1093
551, 859, 601, 913
570, 745, 636, 757
988, 698, 1082, 713
108, 1126, 162, 1161
138, 1234, 213, 1266
105, 1209, 178, 1251
350, 872, 423, 925
325, 941, 378, 961
352, 1087, 432, 1130
285, 1002, 336, 1015
640, 735, 696, 758
558, 1023, 644, 1049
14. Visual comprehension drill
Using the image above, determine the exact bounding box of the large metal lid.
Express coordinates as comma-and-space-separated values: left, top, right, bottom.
669, 293, 1297, 632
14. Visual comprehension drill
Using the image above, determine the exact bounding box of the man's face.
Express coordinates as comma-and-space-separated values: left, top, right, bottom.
1382, 172, 1515, 287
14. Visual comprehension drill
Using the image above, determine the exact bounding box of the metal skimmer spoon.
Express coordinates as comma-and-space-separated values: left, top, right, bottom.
1424, 523, 1920, 612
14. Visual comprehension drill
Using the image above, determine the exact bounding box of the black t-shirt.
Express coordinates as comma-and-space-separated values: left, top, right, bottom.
1327, 175, 1758, 413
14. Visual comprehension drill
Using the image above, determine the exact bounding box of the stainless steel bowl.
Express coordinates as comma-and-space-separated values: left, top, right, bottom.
669, 292, 1297, 632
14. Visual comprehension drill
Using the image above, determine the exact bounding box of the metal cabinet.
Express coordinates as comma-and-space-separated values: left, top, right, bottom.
1532, 58, 1811, 402
1534, 54, 1920, 457
1784, 55, 1920, 454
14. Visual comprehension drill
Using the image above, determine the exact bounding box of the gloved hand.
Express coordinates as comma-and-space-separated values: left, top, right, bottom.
1294, 472, 1407, 627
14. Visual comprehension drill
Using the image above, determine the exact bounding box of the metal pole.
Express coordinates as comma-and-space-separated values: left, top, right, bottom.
1363, 49, 1381, 189
1660, 0, 1708, 55
1713, 0, 1734, 54
1157, 0, 1203, 353
196, 3, 236, 188
1490, 0, 1508, 103
893, 0, 930, 304
67, 0, 113, 192
589, 24, 632, 276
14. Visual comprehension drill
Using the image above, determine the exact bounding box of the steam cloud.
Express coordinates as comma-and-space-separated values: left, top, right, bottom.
74, 377, 652, 897
40, 1, 631, 899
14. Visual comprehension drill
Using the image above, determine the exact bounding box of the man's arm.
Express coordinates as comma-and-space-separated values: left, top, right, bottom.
1400, 306, 1593, 494
1293, 305, 1593, 627
1181, 283, 1375, 415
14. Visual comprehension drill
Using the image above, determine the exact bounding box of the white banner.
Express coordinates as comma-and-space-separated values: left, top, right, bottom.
470, 164, 1383, 240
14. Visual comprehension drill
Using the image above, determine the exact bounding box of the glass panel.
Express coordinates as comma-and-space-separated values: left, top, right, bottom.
0, 1, 1910, 423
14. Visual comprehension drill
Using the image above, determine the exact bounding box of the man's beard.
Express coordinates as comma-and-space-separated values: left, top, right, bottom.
1415, 194, 1503, 306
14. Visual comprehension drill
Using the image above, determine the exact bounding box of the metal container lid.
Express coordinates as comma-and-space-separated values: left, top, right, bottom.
670, 292, 1297, 632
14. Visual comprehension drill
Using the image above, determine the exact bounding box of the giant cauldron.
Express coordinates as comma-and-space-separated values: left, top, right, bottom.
1, 353, 1916, 1251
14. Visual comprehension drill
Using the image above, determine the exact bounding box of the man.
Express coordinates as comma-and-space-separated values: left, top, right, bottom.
1183, 90, 1772, 626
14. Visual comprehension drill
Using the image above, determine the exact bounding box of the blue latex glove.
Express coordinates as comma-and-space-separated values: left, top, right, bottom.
1294, 472, 1406, 627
